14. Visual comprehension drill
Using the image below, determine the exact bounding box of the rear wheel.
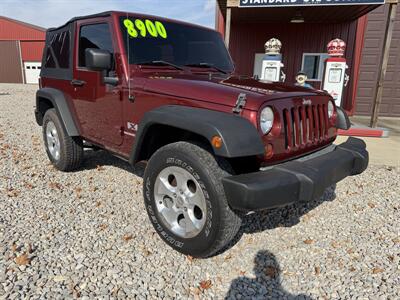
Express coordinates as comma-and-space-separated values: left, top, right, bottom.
42, 109, 83, 172
143, 142, 241, 258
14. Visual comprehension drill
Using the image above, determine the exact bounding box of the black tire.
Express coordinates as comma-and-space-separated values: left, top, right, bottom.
143, 142, 241, 258
42, 108, 83, 172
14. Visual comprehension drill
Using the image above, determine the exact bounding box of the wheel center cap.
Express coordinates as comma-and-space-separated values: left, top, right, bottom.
176, 196, 185, 208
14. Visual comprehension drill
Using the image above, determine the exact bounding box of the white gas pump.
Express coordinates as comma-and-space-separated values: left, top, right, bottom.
322, 38, 350, 107
260, 38, 286, 82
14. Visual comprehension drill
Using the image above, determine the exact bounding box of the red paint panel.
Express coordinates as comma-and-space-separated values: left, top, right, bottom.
284, 109, 293, 149
293, 107, 300, 146
313, 106, 319, 141
300, 106, 307, 143
0, 17, 45, 41
307, 105, 314, 141
338, 128, 384, 137
20, 41, 45, 61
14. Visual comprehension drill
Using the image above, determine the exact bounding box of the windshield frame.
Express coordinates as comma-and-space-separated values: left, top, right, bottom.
117, 14, 235, 74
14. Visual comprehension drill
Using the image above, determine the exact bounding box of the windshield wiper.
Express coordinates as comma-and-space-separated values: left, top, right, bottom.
185, 63, 228, 74
137, 60, 184, 71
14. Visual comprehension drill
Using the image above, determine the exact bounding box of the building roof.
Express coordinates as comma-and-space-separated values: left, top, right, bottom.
217, 0, 383, 22
0, 16, 46, 41
0, 16, 46, 32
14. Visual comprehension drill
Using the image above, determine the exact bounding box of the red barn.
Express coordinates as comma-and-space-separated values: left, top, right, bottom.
0, 16, 46, 84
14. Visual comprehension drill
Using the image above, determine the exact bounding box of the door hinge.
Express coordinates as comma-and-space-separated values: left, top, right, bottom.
233, 93, 247, 114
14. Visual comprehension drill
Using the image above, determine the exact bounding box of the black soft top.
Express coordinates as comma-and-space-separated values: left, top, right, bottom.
47, 11, 112, 32
47, 10, 213, 33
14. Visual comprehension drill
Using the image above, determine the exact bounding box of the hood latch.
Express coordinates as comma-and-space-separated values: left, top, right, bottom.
233, 93, 247, 114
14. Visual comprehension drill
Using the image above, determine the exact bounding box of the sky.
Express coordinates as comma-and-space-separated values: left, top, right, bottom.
0, 0, 216, 29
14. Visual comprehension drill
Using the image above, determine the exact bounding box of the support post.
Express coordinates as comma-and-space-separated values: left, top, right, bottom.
225, 7, 232, 47
370, 2, 397, 127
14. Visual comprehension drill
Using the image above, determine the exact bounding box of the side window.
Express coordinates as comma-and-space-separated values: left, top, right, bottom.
44, 48, 56, 68
301, 53, 330, 81
44, 30, 70, 69
79, 23, 114, 68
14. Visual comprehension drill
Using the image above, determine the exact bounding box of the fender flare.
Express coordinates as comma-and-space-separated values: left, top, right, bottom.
36, 88, 79, 136
336, 107, 351, 130
129, 105, 265, 164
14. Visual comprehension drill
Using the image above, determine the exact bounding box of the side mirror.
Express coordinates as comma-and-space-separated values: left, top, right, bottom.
85, 48, 112, 71
85, 48, 119, 86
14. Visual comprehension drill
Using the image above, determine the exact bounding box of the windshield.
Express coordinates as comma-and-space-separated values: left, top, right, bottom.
119, 16, 234, 73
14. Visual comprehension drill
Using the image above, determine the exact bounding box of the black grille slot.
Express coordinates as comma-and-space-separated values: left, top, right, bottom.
283, 104, 329, 150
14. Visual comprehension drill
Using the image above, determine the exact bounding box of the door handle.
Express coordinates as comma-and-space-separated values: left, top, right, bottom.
71, 79, 86, 87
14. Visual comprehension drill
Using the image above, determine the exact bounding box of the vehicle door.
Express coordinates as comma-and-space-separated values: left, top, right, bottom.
72, 19, 123, 146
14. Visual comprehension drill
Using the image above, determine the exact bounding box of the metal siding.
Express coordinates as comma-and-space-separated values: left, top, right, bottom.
0, 17, 45, 41
0, 41, 23, 83
20, 41, 45, 61
355, 5, 400, 117
229, 21, 358, 111
382, 5, 400, 117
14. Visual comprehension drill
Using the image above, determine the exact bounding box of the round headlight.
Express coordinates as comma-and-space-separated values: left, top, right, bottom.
260, 107, 274, 135
328, 101, 335, 119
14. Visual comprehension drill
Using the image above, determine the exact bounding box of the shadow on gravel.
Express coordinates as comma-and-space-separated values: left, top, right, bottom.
218, 185, 336, 255
241, 185, 336, 233
77, 149, 146, 177
225, 250, 313, 299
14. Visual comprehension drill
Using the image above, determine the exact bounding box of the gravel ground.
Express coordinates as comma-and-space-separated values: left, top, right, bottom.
0, 83, 399, 299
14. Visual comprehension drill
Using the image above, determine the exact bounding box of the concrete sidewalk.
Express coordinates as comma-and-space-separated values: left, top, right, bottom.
350, 116, 400, 136
335, 135, 400, 166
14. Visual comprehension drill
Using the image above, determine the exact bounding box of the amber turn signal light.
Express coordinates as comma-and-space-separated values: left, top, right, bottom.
265, 143, 274, 159
211, 136, 223, 149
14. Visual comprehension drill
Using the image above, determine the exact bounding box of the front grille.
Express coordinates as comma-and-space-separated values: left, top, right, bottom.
283, 104, 329, 150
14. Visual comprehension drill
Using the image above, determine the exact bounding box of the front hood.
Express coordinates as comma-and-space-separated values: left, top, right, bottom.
142, 73, 330, 111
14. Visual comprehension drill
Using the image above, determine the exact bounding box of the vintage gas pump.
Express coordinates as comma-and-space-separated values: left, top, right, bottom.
322, 38, 350, 107
260, 38, 286, 82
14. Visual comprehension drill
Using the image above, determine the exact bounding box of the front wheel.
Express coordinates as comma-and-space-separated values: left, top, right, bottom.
143, 142, 241, 258
42, 108, 83, 172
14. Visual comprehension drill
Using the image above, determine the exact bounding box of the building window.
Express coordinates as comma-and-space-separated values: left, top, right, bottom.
301, 53, 330, 81
79, 23, 114, 68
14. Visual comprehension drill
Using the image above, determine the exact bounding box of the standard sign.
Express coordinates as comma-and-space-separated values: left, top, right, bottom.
239, 0, 385, 7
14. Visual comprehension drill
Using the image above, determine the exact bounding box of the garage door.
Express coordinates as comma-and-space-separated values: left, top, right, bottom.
24, 62, 41, 84
355, 5, 400, 117
0, 41, 24, 83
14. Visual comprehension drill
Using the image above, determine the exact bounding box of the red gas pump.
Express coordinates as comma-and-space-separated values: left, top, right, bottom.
322, 39, 350, 107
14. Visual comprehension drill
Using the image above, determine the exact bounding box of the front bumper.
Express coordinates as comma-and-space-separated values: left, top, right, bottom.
222, 137, 369, 211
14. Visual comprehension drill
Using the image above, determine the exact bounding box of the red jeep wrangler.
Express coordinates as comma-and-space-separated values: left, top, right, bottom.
35, 11, 368, 257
